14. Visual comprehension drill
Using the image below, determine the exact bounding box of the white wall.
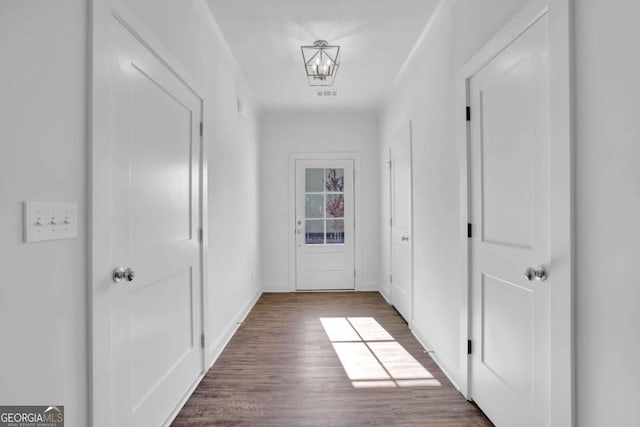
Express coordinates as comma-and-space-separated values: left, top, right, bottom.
0, 1, 261, 426
574, 0, 640, 425
379, 0, 530, 390
381, 0, 640, 424
0, 0, 88, 425
0, 1, 88, 426
199, 12, 262, 362
260, 112, 380, 291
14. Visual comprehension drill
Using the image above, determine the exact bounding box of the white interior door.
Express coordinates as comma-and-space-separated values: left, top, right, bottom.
390, 130, 412, 323
469, 15, 550, 427
295, 159, 355, 290
109, 16, 203, 427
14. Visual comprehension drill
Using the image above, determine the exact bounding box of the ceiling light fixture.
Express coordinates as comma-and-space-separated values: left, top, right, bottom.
301, 40, 340, 86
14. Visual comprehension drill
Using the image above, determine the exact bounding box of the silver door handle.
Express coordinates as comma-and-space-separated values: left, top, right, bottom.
296, 229, 303, 235
113, 267, 136, 283
524, 266, 547, 281
401, 236, 409, 242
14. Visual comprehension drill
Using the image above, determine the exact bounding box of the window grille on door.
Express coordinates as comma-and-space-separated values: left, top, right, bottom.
304, 168, 345, 245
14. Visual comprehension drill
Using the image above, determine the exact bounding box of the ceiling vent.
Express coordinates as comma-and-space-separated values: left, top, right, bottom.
316, 90, 338, 97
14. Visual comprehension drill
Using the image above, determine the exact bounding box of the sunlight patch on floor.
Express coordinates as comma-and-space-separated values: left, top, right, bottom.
320, 318, 361, 342
352, 380, 396, 388
347, 317, 394, 341
320, 317, 442, 388
332, 342, 391, 380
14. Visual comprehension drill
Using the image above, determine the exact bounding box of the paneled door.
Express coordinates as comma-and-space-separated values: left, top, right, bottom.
469, 14, 550, 426
390, 127, 413, 323
108, 16, 203, 427
295, 160, 355, 290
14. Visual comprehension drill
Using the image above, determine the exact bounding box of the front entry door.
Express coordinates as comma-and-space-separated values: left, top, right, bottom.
295, 160, 355, 290
469, 15, 550, 426
390, 128, 413, 323
109, 17, 204, 427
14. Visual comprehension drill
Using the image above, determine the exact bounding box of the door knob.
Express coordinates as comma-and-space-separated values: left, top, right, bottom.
401, 236, 409, 242
113, 267, 136, 283
524, 266, 547, 282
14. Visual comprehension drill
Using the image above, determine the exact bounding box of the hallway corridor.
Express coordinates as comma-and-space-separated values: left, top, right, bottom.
173, 292, 491, 426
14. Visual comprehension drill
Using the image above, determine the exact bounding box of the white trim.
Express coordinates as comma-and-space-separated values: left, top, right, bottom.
456, 73, 471, 399
108, 0, 204, 98
163, 288, 261, 426
385, 146, 393, 300
458, 2, 549, 78
90, 1, 207, 426
456, 0, 574, 424
205, 289, 262, 368
287, 152, 363, 292
358, 282, 382, 292
547, 0, 574, 424
378, 289, 392, 305
262, 287, 293, 293
411, 327, 464, 394
200, 107, 210, 371
408, 122, 414, 328
261, 287, 383, 293
388, 122, 414, 325
161, 372, 204, 427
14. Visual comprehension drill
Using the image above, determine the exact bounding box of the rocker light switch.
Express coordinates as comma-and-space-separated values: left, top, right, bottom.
24, 202, 78, 242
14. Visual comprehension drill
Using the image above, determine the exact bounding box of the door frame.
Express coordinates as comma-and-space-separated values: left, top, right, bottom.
288, 152, 361, 291
388, 122, 414, 325
456, 0, 573, 425
90, 1, 208, 426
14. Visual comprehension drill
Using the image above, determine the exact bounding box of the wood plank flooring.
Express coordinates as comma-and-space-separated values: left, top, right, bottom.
173, 292, 492, 426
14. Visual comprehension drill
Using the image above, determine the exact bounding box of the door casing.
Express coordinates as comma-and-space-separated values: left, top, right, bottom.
389, 122, 413, 325
90, 1, 208, 426
288, 152, 362, 292
457, 0, 573, 425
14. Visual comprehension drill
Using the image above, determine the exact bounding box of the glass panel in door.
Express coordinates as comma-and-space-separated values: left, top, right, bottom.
303, 168, 345, 245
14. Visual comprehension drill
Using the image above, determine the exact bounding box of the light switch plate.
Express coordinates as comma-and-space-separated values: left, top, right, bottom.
24, 202, 78, 242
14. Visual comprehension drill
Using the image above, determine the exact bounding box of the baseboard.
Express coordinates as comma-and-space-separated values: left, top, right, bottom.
265, 284, 381, 292
206, 288, 263, 367
379, 288, 392, 305
163, 371, 205, 427
165, 288, 262, 426
262, 288, 292, 293
262, 283, 292, 292
411, 325, 467, 397
358, 282, 381, 291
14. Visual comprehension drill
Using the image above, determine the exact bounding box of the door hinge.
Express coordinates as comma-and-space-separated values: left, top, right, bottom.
390, 218, 393, 227
198, 227, 204, 242
199, 121, 203, 137
466, 106, 471, 121
388, 161, 392, 170
467, 339, 472, 355
390, 274, 393, 283
467, 223, 472, 238
354, 270, 356, 278
201, 333, 205, 348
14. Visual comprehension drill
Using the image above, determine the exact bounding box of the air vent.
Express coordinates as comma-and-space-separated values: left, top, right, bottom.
316, 90, 338, 97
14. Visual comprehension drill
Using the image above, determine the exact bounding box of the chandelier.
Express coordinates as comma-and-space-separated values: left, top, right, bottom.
300, 40, 340, 86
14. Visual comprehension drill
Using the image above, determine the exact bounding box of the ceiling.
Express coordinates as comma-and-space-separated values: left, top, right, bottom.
205, 0, 442, 112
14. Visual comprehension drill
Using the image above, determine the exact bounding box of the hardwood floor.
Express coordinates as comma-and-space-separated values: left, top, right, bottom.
173, 292, 492, 426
